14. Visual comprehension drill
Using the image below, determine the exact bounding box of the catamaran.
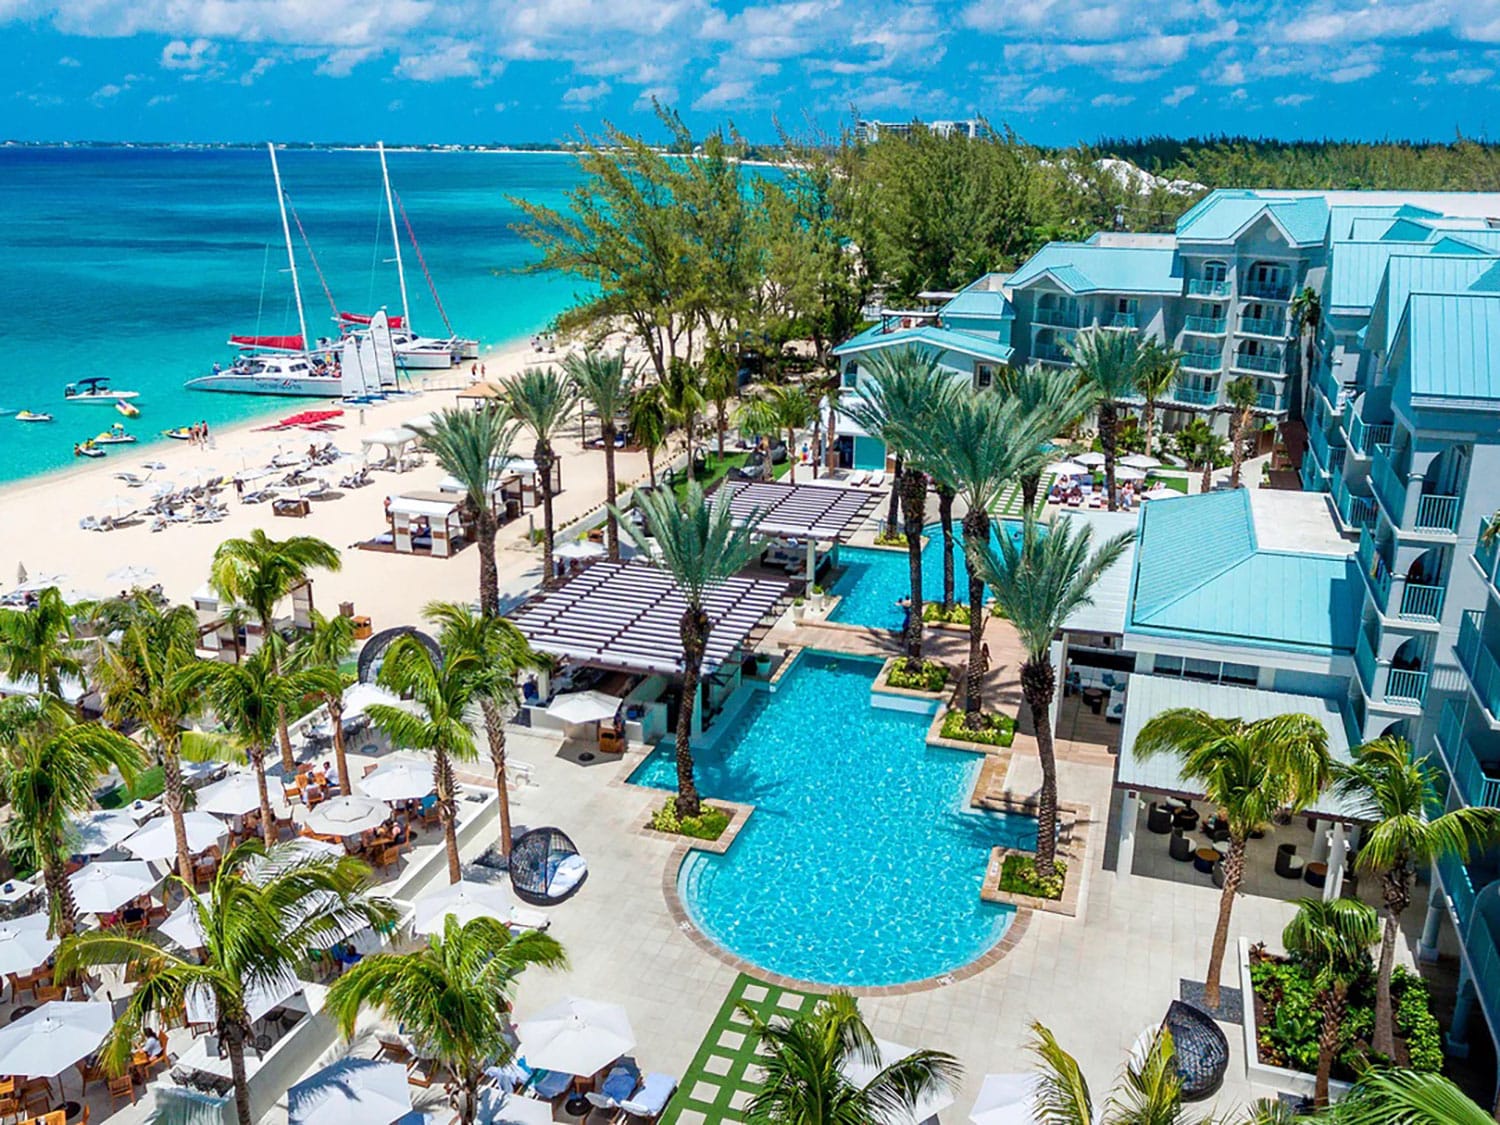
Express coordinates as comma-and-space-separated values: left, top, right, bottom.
339, 308, 400, 402
64, 377, 141, 405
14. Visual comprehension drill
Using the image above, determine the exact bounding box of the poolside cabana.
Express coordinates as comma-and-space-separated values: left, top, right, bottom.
387, 492, 465, 557
719, 479, 886, 585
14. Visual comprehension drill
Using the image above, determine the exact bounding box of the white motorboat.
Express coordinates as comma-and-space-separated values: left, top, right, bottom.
64, 377, 141, 405
186, 351, 342, 396
389, 330, 461, 370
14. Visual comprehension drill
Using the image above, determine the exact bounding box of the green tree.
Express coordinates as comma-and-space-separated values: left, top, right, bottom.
57, 842, 393, 1125
1135, 340, 1182, 458
1290, 285, 1323, 386
0, 585, 82, 702
1066, 328, 1149, 511
288, 610, 357, 796
741, 990, 961, 1125
424, 601, 544, 858
366, 636, 483, 883
973, 514, 1134, 878
738, 384, 815, 484
1135, 709, 1332, 1009
1196, 430, 1227, 493
1225, 375, 1259, 490
416, 406, 520, 615
628, 383, 671, 489
1283, 898, 1381, 1106
663, 357, 707, 483
701, 346, 741, 461
1028, 1021, 1189, 1125
1333, 736, 1500, 1057
0, 696, 144, 936
326, 915, 567, 1125
564, 349, 635, 560
616, 484, 768, 817
209, 530, 342, 771
994, 363, 1094, 514
504, 367, 578, 589
1322, 1068, 1494, 1124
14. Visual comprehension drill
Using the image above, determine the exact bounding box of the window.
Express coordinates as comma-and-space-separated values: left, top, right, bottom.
1115, 297, 1139, 315
1220, 662, 1258, 686
1203, 260, 1228, 283
975, 364, 995, 390
1154, 655, 1184, 677
1183, 658, 1219, 682
1152, 654, 1259, 686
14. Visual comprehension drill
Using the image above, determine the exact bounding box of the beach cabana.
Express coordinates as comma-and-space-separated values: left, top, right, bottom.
387, 492, 464, 557
360, 427, 418, 468
718, 479, 885, 584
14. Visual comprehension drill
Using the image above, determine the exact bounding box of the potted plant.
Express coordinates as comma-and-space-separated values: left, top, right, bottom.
810, 584, 826, 611
753, 652, 772, 677
791, 596, 806, 622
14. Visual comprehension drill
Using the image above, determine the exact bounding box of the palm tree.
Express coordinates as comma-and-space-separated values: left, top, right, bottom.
743, 384, 815, 484
1225, 375, 1259, 489
741, 990, 961, 1125
0, 696, 144, 936
424, 601, 543, 858
210, 530, 342, 770
1282, 897, 1380, 1107
1324, 1068, 1494, 1124
1134, 709, 1333, 1009
1135, 340, 1182, 458
417, 406, 520, 614
1333, 736, 1500, 1056
973, 514, 1134, 878
93, 593, 204, 883
366, 636, 483, 883
994, 363, 1093, 514
1067, 328, 1149, 510
701, 347, 739, 460
505, 367, 578, 589
1290, 285, 1323, 386
616, 484, 768, 817
564, 349, 635, 560
288, 610, 357, 796
176, 646, 339, 846
1028, 1021, 1185, 1125
57, 842, 393, 1125
662, 357, 706, 482
1195, 430, 1227, 493
0, 585, 82, 702
628, 383, 670, 489
326, 915, 567, 1125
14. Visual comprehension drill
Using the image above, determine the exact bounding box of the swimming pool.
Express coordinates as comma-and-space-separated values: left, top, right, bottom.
629, 651, 1033, 987
828, 523, 1021, 631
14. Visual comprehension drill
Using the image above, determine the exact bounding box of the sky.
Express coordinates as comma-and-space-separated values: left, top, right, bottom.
4, 0, 1500, 146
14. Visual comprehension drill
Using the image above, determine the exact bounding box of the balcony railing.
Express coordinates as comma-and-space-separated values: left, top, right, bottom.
1329, 448, 1347, 475
1400, 582, 1446, 622
1256, 390, 1286, 412
1387, 668, 1430, 706
1314, 365, 1348, 414
1416, 494, 1462, 534
1358, 528, 1393, 608
1299, 450, 1324, 493
1307, 420, 1335, 469
1440, 701, 1500, 811
1459, 609, 1500, 721
1170, 381, 1218, 407
1345, 411, 1393, 458
1233, 351, 1283, 373
1437, 848, 1477, 934
1033, 308, 1081, 328
1180, 351, 1222, 372
1356, 627, 1378, 692
1187, 279, 1231, 297
1033, 344, 1070, 363
1105, 312, 1138, 329
1183, 315, 1226, 336
1243, 279, 1292, 301
1372, 444, 1406, 522
1475, 519, 1500, 587
1332, 475, 1376, 531
1239, 315, 1286, 337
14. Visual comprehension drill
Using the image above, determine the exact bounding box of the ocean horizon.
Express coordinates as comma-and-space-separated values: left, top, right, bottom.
0, 147, 588, 485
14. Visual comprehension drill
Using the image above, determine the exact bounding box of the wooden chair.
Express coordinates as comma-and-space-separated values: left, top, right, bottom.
374, 1032, 411, 1066
107, 1074, 135, 1108
0, 1094, 18, 1125
406, 1057, 438, 1089
75, 1058, 104, 1096
18, 1088, 48, 1120
33, 984, 62, 1004
281, 782, 301, 804
420, 803, 441, 831
371, 843, 401, 875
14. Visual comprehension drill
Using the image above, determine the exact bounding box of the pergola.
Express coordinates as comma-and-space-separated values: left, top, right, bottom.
510, 560, 791, 677
718, 479, 886, 582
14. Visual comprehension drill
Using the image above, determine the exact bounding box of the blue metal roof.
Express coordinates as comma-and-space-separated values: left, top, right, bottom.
1126, 490, 1359, 655
1006, 242, 1182, 295
1379, 217, 1437, 242
1375, 254, 1500, 351
1398, 292, 1500, 403
1328, 241, 1441, 310
1328, 205, 1403, 242
831, 322, 1014, 364
940, 285, 1012, 320
1174, 192, 1329, 246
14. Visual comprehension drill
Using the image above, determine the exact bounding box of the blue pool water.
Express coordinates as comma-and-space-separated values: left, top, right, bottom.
828, 522, 1022, 631
629, 651, 1034, 987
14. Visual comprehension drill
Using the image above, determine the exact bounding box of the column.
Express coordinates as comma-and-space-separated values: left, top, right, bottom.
1324, 822, 1347, 902
1117, 792, 1139, 877
806, 541, 816, 587
1419, 880, 1445, 962
1446, 965, 1475, 1058
1311, 818, 1331, 864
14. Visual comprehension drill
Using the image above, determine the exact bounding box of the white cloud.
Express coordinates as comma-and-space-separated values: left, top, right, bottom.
1091, 91, 1133, 106
1274, 92, 1313, 106
1162, 84, 1195, 105
160, 37, 216, 71
147, 92, 175, 106
57, 55, 79, 67
561, 79, 611, 107
239, 56, 276, 85
395, 40, 479, 81
90, 82, 123, 103
1450, 66, 1494, 84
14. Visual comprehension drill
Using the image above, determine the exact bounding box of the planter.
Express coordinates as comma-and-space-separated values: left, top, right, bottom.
791, 603, 806, 622
1237, 937, 1355, 1100
979, 799, 1090, 918
640, 798, 754, 855
753, 654, 773, 678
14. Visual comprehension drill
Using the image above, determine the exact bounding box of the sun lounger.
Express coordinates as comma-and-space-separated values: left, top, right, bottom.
528, 1068, 571, 1101
506, 905, 550, 932
846, 470, 868, 486
79, 516, 103, 532
867, 470, 885, 487
620, 1073, 677, 1122
114, 472, 146, 488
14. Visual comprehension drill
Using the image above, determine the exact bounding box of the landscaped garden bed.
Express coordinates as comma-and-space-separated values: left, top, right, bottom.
649, 802, 732, 841
886, 657, 948, 692
922, 603, 970, 626
938, 709, 1015, 747
999, 853, 1066, 901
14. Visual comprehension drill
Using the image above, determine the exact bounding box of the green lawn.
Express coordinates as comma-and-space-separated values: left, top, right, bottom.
1154, 473, 1189, 494
994, 472, 1055, 519
98, 764, 166, 809
670, 450, 791, 501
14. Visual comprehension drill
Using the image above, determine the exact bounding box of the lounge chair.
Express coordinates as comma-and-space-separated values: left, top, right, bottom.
867, 470, 885, 487
507, 905, 551, 932
846, 470, 868, 487
620, 1073, 677, 1122
528, 1068, 571, 1101
1159, 1001, 1229, 1100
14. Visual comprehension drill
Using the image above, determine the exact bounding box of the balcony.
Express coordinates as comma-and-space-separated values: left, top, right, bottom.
1399, 582, 1446, 622
1332, 475, 1377, 531
1459, 609, 1500, 722
1233, 351, 1283, 374
1243, 279, 1292, 301
1256, 390, 1287, 412
1170, 381, 1219, 407
1104, 312, 1137, 329
1183, 315, 1227, 336
1356, 627, 1378, 693
1314, 365, 1348, 414
1439, 700, 1500, 811
1437, 847, 1478, 934
1033, 308, 1081, 329
1300, 450, 1324, 492
1239, 315, 1287, 337
1033, 344, 1070, 364
1329, 447, 1346, 475
1372, 445, 1461, 534
1387, 668, 1430, 706
1187, 279, 1231, 298
1180, 351, 1222, 373
1475, 521, 1500, 592
1344, 409, 1393, 459
1357, 527, 1393, 608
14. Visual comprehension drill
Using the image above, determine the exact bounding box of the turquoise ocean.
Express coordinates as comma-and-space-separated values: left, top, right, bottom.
0, 147, 589, 485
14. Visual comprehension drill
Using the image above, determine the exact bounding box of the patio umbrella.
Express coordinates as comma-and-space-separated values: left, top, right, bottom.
157, 897, 208, 950
0, 913, 58, 977
342, 683, 422, 722
195, 773, 263, 816
97, 496, 138, 519
1044, 460, 1088, 478
411, 880, 516, 935
106, 564, 157, 585
289, 1059, 412, 1125
517, 998, 636, 1076
68, 809, 139, 855
0, 1001, 113, 1078
1074, 451, 1106, 468
555, 540, 605, 561
474, 1090, 554, 1125
1112, 465, 1147, 483
305, 795, 391, 836
840, 1038, 955, 1125
1120, 453, 1162, 470
968, 1074, 1042, 1125
186, 971, 299, 1026
67, 860, 157, 914
123, 811, 226, 861
359, 762, 434, 803
546, 690, 622, 725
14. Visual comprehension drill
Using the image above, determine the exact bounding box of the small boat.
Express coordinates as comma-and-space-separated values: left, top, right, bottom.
74, 442, 106, 459
15, 411, 53, 423
115, 401, 140, 418
163, 427, 194, 441
64, 377, 141, 405
92, 426, 137, 445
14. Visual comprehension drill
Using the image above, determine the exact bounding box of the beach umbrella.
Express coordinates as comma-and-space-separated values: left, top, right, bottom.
235, 465, 276, 483
14, 563, 25, 585
68, 809, 139, 855
546, 690, 622, 725
106, 564, 157, 585
67, 860, 157, 914
1074, 451, 1106, 468
516, 998, 635, 1076
1043, 460, 1088, 478
157, 898, 208, 950
289, 1059, 412, 1125
97, 496, 138, 519
1112, 465, 1147, 483
180, 466, 220, 487
841, 1038, 955, 1125
0, 913, 58, 977
359, 762, 434, 803
181, 759, 223, 784
305, 795, 391, 836
968, 1074, 1042, 1125
474, 1090, 554, 1125
123, 811, 226, 861
1120, 453, 1162, 470
148, 480, 179, 498
555, 540, 605, 561
195, 773, 263, 817
411, 880, 516, 936
0, 1001, 113, 1078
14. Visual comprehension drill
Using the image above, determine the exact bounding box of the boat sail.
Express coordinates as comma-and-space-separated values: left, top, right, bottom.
339, 309, 400, 400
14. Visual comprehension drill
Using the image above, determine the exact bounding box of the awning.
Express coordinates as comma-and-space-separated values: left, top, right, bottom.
388, 493, 460, 519
719, 479, 885, 542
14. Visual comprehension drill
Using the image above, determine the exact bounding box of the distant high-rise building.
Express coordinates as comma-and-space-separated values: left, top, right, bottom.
854, 118, 983, 144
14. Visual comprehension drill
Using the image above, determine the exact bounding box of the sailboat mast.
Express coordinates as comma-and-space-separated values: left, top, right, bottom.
268, 141, 310, 352
378, 141, 413, 332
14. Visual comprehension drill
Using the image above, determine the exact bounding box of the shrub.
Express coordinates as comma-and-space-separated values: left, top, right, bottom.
922, 603, 970, 625
887, 658, 947, 692
648, 803, 730, 841
999, 854, 1065, 900
873, 529, 906, 547
939, 709, 1015, 747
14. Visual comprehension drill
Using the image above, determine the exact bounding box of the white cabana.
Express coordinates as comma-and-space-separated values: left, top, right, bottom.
195, 773, 264, 817
361, 428, 418, 456
1112, 465, 1148, 483
546, 690, 623, 725
68, 860, 157, 914
68, 809, 140, 855
411, 880, 515, 935
516, 998, 635, 1077
1120, 453, 1162, 470
0, 1001, 113, 1078
305, 796, 391, 836
0, 913, 58, 977
386, 492, 464, 557
288, 1058, 412, 1125
123, 811, 227, 861
1044, 460, 1088, 478
968, 1074, 1043, 1125
359, 762, 434, 803
554, 540, 606, 562
840, 1038, 956, 1125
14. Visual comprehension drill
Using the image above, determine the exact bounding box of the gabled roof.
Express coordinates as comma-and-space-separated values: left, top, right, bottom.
1373, 254, 1500, 351
1006, 242, 1182, 295
1379, 217, 1438, 242
1327, 240, 1441, 311
1174, 190, 1329, 246
1126, 490, 1359, 655
940, 285, 1012, 320
831, 322, 1014, 365
1396, 292, 1500, 404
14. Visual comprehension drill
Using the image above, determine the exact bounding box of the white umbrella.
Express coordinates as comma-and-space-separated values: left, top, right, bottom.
148, 480, 179, 498
1112, 465, 1147, 483
1043, 460, 1088, 478
235, 465, 277, 483
68, 860, 157, 914
342, 682, 422, 722
123, 811, 226, 861
97, 496, 138, 519
107, 564, 157, 585
555, 540, 605, 561
968, 1073, 1042, 1125
180, 466, 220, 486
359, 762, 434, 803
1120, 453, 1162, 470
187, 971, 299, 1025
516, 998, 635, 1076
157, 897, 208, 950
68, 809, 139, 855
1074, 451, 1106, 468
546, 690, 622, 725
0, 913, 58, 977
404, 413, 437, 432
841, 1038, 955, 1125
475, 1090, 554, 1125
0, 1002, 113, 1077
305, 795, 391, 836
196, 773, 263, 816
15, 562, 26, 585
289, 1059, 412, 1125
412, 880, 516, 936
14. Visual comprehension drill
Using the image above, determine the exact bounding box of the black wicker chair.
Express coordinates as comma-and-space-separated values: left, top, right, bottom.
509, 827, 589, 905
1161, 1000, 1229, 1100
